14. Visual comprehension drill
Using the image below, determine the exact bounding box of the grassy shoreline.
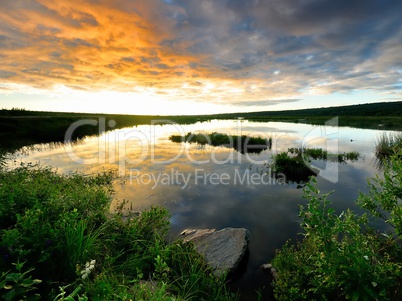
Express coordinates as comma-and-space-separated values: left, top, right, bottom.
1, 101, 402, 152
0, 164, 238, 300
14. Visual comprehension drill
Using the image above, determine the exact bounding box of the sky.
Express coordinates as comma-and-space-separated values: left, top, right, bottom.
0, 0, 401, 115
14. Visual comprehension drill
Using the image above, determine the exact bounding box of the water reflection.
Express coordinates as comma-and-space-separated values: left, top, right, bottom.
6, 120, 398, 300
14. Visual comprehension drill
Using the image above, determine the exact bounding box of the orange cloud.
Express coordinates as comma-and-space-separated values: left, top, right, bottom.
1, 0, 400, 112
0, 0, 331, 106
0, 0, 206, 92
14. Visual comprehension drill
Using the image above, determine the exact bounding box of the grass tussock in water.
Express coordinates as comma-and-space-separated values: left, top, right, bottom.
170, 132, 272, 154
271, 152, 318, 184
288, 148, 360, 163
375, 132, 402, 161
0, 163, 238, 301
271, 148, 360, 184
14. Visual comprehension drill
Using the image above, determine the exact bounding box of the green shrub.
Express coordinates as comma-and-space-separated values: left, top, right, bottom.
358, 150, 402, 236
0, 261, 42, 301
271, 174, 402, 301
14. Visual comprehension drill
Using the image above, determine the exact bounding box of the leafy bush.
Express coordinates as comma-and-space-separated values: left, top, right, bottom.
358, 150, 402, 236
271, 169, 402, 300
0, 261, 42, 301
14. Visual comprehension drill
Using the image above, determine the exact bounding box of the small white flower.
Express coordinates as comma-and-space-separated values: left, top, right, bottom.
364, 255, 369, 260
80, 259, 96, 280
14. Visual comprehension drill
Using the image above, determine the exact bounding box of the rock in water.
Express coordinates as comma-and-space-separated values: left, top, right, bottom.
181, 228, 250, 277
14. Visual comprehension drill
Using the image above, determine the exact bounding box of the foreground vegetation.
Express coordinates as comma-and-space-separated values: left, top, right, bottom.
0, 163, 237, 300
271, 152, 402, 300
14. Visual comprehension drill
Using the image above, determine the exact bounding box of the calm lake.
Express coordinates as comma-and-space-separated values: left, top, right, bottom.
6, 119, 396, 300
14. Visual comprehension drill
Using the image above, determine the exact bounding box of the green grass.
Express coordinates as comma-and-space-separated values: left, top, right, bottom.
0, 165, 238, 300
170, 132, 272, 154
63, 219, 104, 279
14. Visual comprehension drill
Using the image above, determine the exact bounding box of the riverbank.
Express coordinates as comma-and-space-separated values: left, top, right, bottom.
1, 101, 402, 151
0, 163, 238, 300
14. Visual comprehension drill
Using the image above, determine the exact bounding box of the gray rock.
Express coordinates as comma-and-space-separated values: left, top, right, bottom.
180, 228, 216, 240
181, 228, 250, 277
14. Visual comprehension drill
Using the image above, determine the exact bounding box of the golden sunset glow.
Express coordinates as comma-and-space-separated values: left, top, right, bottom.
1, 0, 401, 114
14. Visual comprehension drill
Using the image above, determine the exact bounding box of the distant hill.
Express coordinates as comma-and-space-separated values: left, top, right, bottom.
0, 101, 401, 152
210, 101, 402, 119
1, 101, 401, 118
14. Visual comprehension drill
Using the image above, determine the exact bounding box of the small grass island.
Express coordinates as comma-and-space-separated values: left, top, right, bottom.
169, 132, 272, 154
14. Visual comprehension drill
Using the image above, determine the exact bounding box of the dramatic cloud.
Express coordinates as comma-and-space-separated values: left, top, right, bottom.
0, 0, 401, 113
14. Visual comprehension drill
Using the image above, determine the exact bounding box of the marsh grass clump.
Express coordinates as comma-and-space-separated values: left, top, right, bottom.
271, 148, 360, 184
288, 147, 327, 160
288, 147, 360, 163
375, 132, 402, 161
271, 152, 318, 184
339, 150, 360, 162
170, 132, 272, 154
0, 165, 238, 301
